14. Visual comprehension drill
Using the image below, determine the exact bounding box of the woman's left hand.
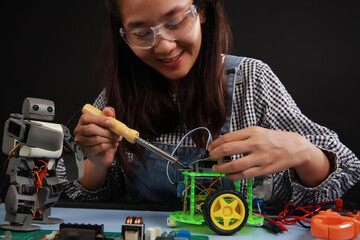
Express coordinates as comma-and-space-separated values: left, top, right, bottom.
208, 126, 330, 186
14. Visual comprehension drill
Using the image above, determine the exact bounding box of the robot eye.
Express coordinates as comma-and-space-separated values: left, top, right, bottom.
47, 107, 53, 113
32, 105, 39, 111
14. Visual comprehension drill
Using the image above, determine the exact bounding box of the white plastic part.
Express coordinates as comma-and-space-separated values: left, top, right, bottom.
19, 121, 63, 158
145, 227, 161, 240
167, 217, 177, 227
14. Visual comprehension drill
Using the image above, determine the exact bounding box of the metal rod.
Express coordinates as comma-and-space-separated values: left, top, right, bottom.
134, 137, 185, 167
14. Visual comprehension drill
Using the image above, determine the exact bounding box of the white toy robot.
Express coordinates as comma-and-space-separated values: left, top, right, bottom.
1, 97, 84, 231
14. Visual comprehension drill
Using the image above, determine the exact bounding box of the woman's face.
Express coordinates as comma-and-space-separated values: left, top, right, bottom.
118, 0, 203, 90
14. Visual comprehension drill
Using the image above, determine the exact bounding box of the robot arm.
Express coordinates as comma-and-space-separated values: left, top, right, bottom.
61, 124, 84, 181
6, 116, 63, 151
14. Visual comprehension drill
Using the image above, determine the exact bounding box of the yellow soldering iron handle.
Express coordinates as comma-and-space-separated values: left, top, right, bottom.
82, 104, 139, 144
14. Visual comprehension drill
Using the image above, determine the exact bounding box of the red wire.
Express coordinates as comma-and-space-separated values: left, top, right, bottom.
267, 199, 342, 230
36, 159, 48, 169
33, 159, 48, 187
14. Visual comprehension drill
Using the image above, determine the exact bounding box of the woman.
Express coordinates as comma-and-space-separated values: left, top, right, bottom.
57, 0, 360, 205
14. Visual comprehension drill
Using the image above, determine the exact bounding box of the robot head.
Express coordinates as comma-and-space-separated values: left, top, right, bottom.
22, 98, 55, 121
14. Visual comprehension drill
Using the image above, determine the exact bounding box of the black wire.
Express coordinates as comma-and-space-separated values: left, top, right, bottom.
283, 193, 311, 217
312, 192, 317, 216
298, 220, 311, 229
271, 192, 316, 230
65, 109, 82, 127
286, 192, 317, 229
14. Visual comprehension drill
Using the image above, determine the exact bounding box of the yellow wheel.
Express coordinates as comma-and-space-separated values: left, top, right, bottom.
203, 189, 248, 235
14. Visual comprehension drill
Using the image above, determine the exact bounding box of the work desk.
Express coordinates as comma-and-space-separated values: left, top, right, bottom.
0, 203, 323, 240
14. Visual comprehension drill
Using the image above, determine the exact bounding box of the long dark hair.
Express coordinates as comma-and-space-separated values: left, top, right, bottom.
101, 0, 232, 179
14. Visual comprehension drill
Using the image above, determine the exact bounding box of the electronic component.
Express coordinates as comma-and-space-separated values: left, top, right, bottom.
166, 217, 177, 227
173, 230, 190, 240
196, 158, 216, 172
176, 183, 185, 198
156, 230, 191, 240
56, 223, 105, 240
122, 216, 145, 240
20, 184, 37, 195
145, 227, 161, 240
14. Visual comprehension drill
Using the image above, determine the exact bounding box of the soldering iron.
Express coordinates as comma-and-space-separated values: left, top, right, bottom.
82, 104, 185, 167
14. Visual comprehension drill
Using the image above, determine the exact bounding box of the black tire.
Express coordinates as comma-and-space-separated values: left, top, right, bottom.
203, 189, 249, 235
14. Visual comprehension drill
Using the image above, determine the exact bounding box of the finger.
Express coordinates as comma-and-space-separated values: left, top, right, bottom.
224, 166, 264, 181
76, 135, 122, 147
82, 142, 119, 158
76, 123, 121, 140
78, 112, 115, 129
208, 130, 251, 151
212, 155, 258, 175
209, 141, 251, 160
103, 107, 116, 118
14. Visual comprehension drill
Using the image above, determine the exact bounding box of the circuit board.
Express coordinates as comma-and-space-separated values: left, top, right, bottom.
0, 230, 209, 240
0, 230, 120, 239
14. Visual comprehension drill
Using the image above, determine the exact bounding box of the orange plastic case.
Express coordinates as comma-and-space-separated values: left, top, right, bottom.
311, 209, 360, 240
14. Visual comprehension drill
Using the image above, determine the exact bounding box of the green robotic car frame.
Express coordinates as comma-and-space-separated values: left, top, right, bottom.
170, 171, 264, 235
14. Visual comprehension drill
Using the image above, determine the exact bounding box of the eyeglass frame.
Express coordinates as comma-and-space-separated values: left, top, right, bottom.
119, 4, 199, 49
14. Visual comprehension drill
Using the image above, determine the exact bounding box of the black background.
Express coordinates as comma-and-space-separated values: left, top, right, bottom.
1, 1, 359, 204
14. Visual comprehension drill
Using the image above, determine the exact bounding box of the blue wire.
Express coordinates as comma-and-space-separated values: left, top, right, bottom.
171, 127, 213, 156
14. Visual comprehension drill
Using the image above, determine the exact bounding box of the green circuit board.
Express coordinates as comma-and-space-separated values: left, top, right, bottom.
0, 229, 209, 240
0, 230, 120, 240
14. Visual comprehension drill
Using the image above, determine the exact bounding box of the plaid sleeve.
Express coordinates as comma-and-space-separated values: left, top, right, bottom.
56, 158, 125, 200
56, 89, 126, 200
234, 58, 360, 205
93, 88, 107, 110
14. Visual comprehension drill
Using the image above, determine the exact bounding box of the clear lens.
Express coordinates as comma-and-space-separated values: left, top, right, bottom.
162, 7, 196, 40
120, 5, 197, 49
125, 29, 154, 48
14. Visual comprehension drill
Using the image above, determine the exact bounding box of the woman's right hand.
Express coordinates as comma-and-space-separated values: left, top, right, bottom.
74, 107, 123, 170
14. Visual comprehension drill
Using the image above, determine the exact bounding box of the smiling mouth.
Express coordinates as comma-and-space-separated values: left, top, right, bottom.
160, 52, 183, 62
